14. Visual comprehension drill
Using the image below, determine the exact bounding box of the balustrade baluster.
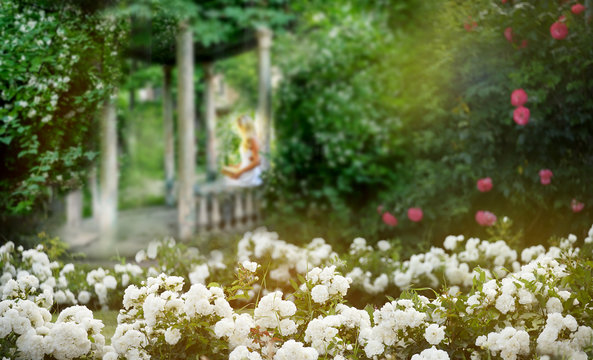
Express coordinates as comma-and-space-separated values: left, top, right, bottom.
234, 190, 245, 230
211, 193, 222, 232
197, 194, 209, 232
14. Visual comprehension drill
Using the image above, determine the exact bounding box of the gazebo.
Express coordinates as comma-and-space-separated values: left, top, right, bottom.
63, 1, 291, 256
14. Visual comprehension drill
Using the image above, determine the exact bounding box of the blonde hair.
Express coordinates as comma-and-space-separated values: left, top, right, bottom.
237, 115, 256, 148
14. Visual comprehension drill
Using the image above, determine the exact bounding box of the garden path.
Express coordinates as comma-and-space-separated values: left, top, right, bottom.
56, 205, 178, 259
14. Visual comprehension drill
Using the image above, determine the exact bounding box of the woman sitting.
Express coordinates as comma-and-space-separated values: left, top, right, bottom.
221, 115, 263, 187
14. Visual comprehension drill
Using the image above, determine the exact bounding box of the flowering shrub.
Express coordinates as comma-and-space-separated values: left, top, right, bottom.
2, 223, 593, 358
0, 0, 125, 214
0, 299, 106, 359
268, 0, 593, 251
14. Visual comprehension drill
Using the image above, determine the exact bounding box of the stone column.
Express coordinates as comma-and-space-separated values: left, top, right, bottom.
88, 166, 100, 220
203, 62, 218, 180
256, 27, 273, 170
99, 94, 118, 250
163, 65, 176, 206
176, 19, 196, 240
66, 189, 83, 228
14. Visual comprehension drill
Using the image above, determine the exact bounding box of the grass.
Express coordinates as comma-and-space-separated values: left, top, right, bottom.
95, 309, 119, 343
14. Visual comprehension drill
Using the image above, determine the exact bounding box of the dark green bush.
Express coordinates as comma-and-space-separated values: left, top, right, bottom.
266, 0, 593, 250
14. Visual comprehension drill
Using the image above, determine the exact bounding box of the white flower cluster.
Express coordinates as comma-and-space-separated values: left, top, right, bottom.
359, 298, 446, 358
476, 327, 530, 360
253, 291, 297, 335
237, 228, 336, 283
0, 299, 105, 359
535, 313, 593, 360
305, 266, 351, 304
345, 237, 393, 294
304, 304, 370, 356
107, 273, 234, 359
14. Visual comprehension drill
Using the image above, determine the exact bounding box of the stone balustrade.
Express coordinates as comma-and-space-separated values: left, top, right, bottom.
195, 185, 262, 233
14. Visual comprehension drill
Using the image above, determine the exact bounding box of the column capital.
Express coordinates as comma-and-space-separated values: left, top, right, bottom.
256, 26, 273, 49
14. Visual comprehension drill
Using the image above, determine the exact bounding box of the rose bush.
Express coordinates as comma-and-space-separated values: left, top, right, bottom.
2, 223, 593, 359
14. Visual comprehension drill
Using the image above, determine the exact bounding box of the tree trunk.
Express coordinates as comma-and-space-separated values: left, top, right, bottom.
176, 20, 197, 240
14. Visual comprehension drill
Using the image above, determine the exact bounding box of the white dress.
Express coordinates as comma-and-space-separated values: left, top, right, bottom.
224, 143, 263, 187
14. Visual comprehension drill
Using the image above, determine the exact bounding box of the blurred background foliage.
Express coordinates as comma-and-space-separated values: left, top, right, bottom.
265, 0, 593, 253
1, 0, 592, 253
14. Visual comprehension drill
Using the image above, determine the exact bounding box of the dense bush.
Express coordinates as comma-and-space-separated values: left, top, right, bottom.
266, 0, 593, 250
1, 225, 593, 359
0, 0, 124, 215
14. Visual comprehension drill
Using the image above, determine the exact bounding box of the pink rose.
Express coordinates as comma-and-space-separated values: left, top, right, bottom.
571, 4, 586, 15
571, 199, 584, 213
539, 169, 553, 185
504, 27, 513, 42
511, 89, 528, 107
477, 177, 493, 192
382, 212, 398, 226
513, 106, 530, 125
407, 208, 423, 222
550, 22, 568, 40
475, 211, 497, 226
377, 205, 384, 215
464, 21, 477, 32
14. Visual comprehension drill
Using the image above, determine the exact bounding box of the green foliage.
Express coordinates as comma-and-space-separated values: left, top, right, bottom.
0, 0, 125, 214
266, 13, 408, 247
267, 0, 593, 248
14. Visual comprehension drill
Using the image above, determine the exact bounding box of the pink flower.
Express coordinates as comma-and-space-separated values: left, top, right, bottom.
477, 177, 493, 192
550, 22, 568, 39
511, 89, 528, 107
382, 212, 398, 226
571, 4, 586, 15
539, 169, 553, 185
475, 211, 497, 226
464, 21, 477, 32
513, 106, 530, 125
504, 27, 513, 42
407, 208, 423, 222
558, 15, 567, 22
377, 205, 384, 215
571, 199, 584, 213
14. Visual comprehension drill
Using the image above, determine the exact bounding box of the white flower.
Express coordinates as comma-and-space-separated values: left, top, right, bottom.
546, 297, 563, 314
46, 322, 91, 360
377, 240, 391, 251
311, 285, 329, 304
229, 346, 262, 360
411, 346, 450, 360
135, 249, 146, 263
77, 291, 91, 304
189, 264, 210, 285
241, 260, 259, 272
164, 327, 182, 345
424, 324, 446, 345
146, 242, 160, 259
